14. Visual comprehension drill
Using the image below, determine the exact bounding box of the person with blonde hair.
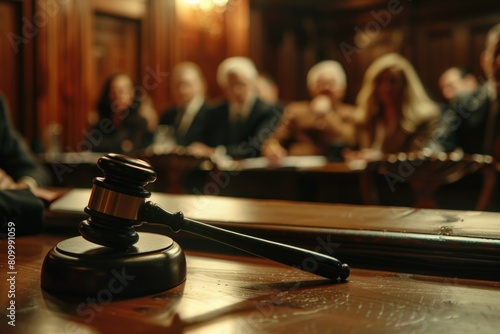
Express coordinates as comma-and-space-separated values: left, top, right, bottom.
346, 53, 440, 161
261, 60, 356, 162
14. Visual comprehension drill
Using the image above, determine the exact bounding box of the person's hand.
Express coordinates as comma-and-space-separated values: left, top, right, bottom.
343, 149, 383, 170
187, 142, 216, 157
262, 139, 287, 166
121, 139, 134, 153
310, 95, 332, 115
0, 168, 24, 190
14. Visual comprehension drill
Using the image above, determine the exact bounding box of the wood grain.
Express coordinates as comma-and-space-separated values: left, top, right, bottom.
1, 234, 500, 333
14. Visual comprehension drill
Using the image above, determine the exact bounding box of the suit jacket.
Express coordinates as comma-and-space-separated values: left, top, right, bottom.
159, 103, 210, 146
200, 98, 282, 159
91, 106, 154, 154
0, 94, 50, 187
432, 86, 491, 154
1, 188, 44, 235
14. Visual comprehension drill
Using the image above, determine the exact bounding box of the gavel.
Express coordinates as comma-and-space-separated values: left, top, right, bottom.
81, 153, 349, 278
42, 153, 349, 298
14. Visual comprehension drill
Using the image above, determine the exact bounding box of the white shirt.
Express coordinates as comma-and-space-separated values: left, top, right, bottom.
229, 93, 257, 124
177, 95, 204, 136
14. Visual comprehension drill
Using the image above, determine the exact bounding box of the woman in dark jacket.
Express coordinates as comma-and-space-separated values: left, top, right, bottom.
89, 73, 158, 154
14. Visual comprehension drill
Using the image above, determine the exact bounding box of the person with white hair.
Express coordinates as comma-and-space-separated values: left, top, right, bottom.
159, 62, 210, 146
188, 56, 281, 159
261, 60, 356, 162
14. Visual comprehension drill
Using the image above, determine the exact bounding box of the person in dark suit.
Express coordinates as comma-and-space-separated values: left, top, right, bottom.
189, 57, 282, 159
0, 94, 50, 189
429, 23, 500, 157
159, 62, 210, 146
1, 93, 49, 234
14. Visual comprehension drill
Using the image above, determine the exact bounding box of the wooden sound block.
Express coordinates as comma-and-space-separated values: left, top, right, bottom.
41, 232, 186, 299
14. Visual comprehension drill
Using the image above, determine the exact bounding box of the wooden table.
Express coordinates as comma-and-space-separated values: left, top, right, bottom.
2, 233, 500, 333
47, 189, 500, 280
2, 190, 497, 332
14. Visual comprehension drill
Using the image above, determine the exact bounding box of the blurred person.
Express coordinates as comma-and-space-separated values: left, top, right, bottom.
1, 93, 50, 234
345, 53, 440, 163
189, 57, 281, 159
0, 94, 50, 190
431, 67, 479, 152
159, 62, 210, 146
261, 60, 356, 162
484, 23, 500, 157
89, 73, 158, 154
431, 23, 500, 156
439, 67, 478, 104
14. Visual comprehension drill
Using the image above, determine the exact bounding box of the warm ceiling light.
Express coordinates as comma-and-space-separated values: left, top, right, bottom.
186, 0, 228, 12
184, 0, 231, 35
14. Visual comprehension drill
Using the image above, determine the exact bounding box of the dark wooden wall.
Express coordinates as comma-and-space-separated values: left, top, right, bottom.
251, 0, 500, 104
1, 0, 499, 152
0, 0, 36, 145
0, 0, 249, 152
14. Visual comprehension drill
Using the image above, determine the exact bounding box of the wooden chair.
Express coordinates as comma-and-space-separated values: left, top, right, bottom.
360, 152, 497, 211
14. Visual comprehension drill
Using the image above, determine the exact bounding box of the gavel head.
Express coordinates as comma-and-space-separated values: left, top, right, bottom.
79, 153, 157, 249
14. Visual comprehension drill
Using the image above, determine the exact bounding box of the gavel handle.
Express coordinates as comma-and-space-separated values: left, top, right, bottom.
141, 201, 349, 281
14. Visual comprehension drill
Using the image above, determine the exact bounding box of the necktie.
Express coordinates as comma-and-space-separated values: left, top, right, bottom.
230, 110, 246, 144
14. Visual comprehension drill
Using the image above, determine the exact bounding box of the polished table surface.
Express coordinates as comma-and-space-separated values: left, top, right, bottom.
49, 189, 500, 279
2, 191, 500, 333
2, 233, 500, 334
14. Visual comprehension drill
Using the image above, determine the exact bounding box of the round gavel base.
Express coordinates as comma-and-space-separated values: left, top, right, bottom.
41, 232, 186, 299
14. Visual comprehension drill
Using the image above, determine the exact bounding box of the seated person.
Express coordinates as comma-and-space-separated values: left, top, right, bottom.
439, 67, 478, 105
189, 57, 281, 159
430, 67, 480, 153
88, 73, 158, 154
346, 53, 440, 162
261, 60, 356, 162
159, 62, 210, 146
432, 23, 500, 158
0, 93, 50, 234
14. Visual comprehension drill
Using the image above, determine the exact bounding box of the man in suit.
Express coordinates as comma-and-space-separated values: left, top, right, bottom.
189, 57, 282, 159
0, 93, 50, 233
0, 94, 50, 189
431, 23, 500, 156
439, 67, 478, 105
159, 62, 210, 147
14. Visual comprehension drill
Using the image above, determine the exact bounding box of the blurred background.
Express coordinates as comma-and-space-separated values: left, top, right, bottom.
0, 0, 499, 152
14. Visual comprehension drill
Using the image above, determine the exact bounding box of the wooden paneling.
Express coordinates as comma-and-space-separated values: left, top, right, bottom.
415, 25, 455, 100
174, 0, 250, 100
147, 0, 176, 110
252, 0, 500, 104
6, 0, 498, 155
32, 0, 250, 153
0, 1, 21, 124
36, 0, 93, 152
93, 14, 141, 90
0, 0, 35, 147
93, 0, 147, 19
